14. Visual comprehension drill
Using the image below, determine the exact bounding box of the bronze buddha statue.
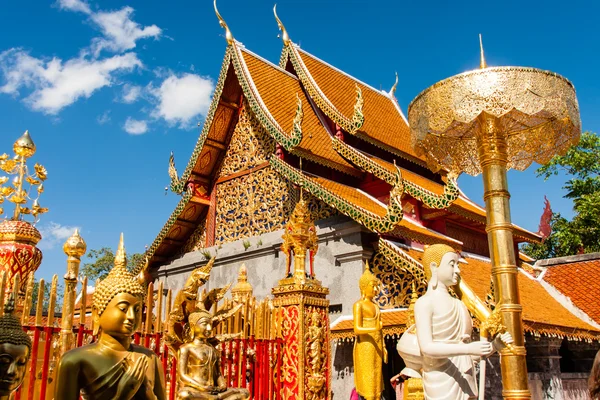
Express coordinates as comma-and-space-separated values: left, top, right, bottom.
54, 234, 166, 400
0, 294, 31, 400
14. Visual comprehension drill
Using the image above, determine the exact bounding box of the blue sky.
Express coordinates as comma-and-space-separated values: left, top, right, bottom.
0, 0, 598, 281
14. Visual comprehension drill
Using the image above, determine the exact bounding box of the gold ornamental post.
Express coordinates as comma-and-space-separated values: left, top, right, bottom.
407, 39, 580, 399
60, 229, 86, 354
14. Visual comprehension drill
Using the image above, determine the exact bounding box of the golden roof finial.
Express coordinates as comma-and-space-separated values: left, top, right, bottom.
479, 34, 487, 69
390, 72, 398, 96
214, 0, 234, 45
13, 130, 36, 158
273, 4, 290, 46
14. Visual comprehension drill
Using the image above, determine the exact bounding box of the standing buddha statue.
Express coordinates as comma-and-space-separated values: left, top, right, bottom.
0, 294, 31, 400
353, 265, 387, 400
54, 234, 166, 400
413, 244, 511, 400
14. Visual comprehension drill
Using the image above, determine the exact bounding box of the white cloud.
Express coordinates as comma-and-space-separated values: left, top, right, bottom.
150, 73, 213, 128
97, 110, 110, 124
38, 222, 82, 250
56, 0, 91, 14
121, 84, 141, 103
90, 7, 161, 56
123, 117, 148, 135
0, 48, 142, 114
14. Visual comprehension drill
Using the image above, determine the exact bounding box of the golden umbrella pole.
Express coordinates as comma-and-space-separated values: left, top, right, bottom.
408, 40, 581, 400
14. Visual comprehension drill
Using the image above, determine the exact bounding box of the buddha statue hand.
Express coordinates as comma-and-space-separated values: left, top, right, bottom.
115, 355, 149, 400
466, 341, 493, 357
492, 331, 514, 352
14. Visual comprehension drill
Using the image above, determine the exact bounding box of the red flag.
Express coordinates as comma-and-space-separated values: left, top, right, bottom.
538, 196, 553, 240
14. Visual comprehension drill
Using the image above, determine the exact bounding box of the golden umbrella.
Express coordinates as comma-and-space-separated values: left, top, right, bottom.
408, 37, 580, 399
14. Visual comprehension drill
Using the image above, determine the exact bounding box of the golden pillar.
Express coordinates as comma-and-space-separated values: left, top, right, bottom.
60, 229, 86, 354
273, 193, 330, 400
407, 40, 580, 399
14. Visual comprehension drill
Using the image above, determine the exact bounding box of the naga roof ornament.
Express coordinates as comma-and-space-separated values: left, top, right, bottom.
214, 0, 234, 45
273, 4, 290, 46
389, 72, 398, 97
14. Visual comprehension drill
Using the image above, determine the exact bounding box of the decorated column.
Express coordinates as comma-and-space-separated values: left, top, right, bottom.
272, 192, 330, 400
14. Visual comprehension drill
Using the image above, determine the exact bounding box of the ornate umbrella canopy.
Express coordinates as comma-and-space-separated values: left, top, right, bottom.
408, 66, 581, 176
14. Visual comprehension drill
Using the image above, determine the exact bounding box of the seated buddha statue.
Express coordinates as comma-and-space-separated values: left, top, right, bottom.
414, 244, 511, 400
177, 309, 249, 400
0, 294, 31, 400
352, 266, 387, 400
54, 234, 166, 400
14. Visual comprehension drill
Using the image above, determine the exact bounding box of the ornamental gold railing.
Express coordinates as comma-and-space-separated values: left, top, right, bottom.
6, 269, 283, 400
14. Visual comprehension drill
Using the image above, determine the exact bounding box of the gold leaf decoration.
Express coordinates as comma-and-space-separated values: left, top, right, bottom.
34, 164, 47, 180
20, 207, 31, 215
0, 176, 8, 185
25, 176, 40, 185
0, 160, 16, 173
8, 194, 26, 204
1, 187, 14, 197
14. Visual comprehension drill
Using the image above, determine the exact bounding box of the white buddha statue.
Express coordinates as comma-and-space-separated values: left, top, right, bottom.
413, 244, 512, 400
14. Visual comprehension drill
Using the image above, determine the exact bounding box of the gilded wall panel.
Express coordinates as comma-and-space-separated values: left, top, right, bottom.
371, 251, 426, 309
215, 166, 295, 244
219, 102, 276, 178
181, 218, 207, 255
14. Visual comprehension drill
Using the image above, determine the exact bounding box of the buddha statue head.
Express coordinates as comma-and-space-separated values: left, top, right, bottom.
422, 244, 460, 289
92, 234, 147, 337
0, 294, 31, 397
358, 265, 380, 300
188, 309, 213, 340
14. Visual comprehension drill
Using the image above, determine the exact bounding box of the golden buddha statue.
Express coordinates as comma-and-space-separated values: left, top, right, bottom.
177, 309, 249, 400
0, 294, 31, 399
54, 234, 166, 400
353, 265, 387, 400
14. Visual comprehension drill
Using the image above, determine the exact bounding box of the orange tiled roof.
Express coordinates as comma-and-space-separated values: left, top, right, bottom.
543, 257, 600, 325
342, 144, 540, 242
331, 309, 409, 339
240, 48, 357, 176
278, 160, 461, 245
292, 47, 425, 165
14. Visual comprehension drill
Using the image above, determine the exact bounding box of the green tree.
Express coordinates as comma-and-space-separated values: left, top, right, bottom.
521, 132, 600, 259
80, 247, 144, 283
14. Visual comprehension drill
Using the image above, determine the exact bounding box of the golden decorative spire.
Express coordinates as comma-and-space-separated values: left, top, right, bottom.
389, 72, 398, 96
479, 34, 487, 69
231, 263, 253, 303
114, 232, 126, 268
0, 131, 48, 221
214, 0, 234, 45
273, 4, 290, 46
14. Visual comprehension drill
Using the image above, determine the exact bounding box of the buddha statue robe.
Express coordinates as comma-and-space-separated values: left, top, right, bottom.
58, 343, 164, 400
353, 306, 384, 399
422, 296, 477, 400
177, 341, 249, 400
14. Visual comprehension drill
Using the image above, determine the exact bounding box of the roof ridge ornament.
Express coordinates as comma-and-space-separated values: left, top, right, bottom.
389, 72, 398, 97
273, 4, 290, 46
214, 0, 234, 45
479, 34, 487, 69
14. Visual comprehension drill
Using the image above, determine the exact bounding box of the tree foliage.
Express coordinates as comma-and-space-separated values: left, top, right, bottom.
80, 247, 144, 283
521, 132, 600, 259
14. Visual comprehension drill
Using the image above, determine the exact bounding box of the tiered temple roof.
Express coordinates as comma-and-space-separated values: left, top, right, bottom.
147, 10, 599, 342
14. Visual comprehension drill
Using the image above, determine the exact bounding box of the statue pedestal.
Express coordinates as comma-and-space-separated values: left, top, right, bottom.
272, 277, 330, 400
